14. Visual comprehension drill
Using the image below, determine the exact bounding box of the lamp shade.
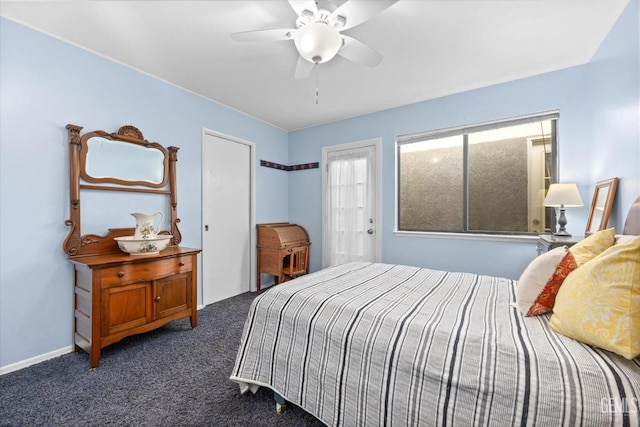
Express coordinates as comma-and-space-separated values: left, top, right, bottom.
544, 183, 584, 207
294, 22, 342, 64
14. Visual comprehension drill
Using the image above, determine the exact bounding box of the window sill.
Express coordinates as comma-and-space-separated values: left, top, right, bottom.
393, 230, 539, 243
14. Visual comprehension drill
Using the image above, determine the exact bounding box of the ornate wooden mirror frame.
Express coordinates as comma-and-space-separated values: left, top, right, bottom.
585, 177, 619, 235
63, 124, 182, 256
79, 125, 169, 188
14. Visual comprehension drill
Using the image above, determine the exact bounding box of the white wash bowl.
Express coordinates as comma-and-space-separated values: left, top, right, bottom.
114, 235, 172, 255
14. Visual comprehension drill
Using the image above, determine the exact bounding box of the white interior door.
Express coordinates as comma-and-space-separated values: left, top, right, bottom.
202, 130, 255, 305
322, 139, 381, 268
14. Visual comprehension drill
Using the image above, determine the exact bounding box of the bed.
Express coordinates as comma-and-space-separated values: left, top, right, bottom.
231, 199, 640, 426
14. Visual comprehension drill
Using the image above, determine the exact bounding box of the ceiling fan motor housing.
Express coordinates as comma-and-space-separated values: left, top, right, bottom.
294, 21, 342, 64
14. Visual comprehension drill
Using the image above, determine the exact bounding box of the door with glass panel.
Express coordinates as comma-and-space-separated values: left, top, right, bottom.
322, 139, 380, 268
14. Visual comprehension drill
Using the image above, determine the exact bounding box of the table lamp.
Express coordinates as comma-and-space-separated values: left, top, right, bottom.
544, 183, 583, 236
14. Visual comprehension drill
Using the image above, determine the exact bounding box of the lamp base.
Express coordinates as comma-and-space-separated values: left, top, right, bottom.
554, 207, 571, 237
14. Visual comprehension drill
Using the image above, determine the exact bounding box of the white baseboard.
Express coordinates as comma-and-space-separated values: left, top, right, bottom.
2, 306, 210, 375
0, 345, 74, 375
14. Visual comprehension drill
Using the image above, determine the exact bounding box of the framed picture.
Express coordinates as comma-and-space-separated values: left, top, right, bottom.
585, 177, 619, 235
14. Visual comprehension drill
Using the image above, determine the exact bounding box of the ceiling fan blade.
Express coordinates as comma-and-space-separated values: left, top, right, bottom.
337, 35, 383, 67
231, 28, 296, 42
330, 0, 399, 31
288, 0, 318, 18
294, 55, 315, 79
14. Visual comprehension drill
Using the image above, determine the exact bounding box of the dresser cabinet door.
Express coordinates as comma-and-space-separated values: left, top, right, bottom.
102, 282, 153, 336
154, 272, 192, 320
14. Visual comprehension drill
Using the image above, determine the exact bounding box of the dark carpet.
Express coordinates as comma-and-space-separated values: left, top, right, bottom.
0, 291, 325, 426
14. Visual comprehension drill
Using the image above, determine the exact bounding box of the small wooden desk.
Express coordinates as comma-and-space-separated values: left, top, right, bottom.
257, 223, 309, 290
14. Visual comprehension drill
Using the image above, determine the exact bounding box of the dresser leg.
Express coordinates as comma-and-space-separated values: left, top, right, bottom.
190, 313, 197, 328
89, 349, 100, 369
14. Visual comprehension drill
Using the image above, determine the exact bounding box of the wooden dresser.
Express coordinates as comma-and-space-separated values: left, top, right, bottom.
257, 223, 310, 290
63, 124, 200, 368
71, 245, 199, 368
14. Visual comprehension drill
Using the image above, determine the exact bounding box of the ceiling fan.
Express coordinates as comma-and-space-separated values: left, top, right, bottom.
231, 0, 399, 79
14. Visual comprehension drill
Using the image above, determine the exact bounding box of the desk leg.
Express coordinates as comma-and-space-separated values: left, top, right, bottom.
257, 252, 261, 291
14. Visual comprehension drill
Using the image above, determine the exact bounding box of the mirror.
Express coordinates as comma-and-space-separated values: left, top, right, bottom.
84, 137, 166, 184
585, 177, 619, 235
79, 127, 169, 188
64, 124, 182, 256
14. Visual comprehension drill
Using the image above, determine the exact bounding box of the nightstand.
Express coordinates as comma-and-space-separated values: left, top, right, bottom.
537, 234, 584, 255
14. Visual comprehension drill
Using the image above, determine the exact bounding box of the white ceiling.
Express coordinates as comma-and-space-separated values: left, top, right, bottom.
0, 0, 630, 131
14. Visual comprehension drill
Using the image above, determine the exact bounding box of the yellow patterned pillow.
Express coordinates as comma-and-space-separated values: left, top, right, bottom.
569, 228, 615, 266
549, 235, 640, 359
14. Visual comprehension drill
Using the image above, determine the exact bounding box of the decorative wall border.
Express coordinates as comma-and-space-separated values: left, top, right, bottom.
260, 160, 319, 171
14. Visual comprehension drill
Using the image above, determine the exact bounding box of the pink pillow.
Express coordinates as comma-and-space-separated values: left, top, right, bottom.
516, 246, 578, 316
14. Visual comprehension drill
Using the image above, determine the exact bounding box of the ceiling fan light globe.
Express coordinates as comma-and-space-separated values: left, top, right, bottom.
293, 22, 342, 64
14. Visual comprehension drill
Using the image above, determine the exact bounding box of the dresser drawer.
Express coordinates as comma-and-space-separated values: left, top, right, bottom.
100, 255, 193, 287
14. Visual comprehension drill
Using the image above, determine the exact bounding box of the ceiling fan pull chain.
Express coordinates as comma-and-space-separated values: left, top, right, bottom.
315, 61, 320, 105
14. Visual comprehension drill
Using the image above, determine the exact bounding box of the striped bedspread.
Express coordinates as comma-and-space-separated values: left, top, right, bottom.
231, 262, 640, 426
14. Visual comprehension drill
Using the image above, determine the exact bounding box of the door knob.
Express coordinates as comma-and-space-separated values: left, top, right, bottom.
367, 229, 374, 234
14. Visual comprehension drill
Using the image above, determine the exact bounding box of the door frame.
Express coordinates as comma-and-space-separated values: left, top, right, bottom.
321, 138, 382, 267
201, 128, 257, 306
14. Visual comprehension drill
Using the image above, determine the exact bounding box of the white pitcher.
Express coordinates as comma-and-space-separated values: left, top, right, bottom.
131, 211, 164, 239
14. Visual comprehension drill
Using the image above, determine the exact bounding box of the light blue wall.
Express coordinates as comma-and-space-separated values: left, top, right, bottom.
0, 18, 289, 368
588, 0, 640, 225
289, 0, 639, 279
1, 0, 638, 370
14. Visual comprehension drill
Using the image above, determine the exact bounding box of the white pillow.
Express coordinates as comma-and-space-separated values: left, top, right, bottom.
615, 234, 637, 245
516, 246, 578, 316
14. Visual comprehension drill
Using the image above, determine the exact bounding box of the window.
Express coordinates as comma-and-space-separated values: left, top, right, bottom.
397, 112, 558, 235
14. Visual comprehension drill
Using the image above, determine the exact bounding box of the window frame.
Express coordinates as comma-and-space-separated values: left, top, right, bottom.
395, 111, 559, 236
